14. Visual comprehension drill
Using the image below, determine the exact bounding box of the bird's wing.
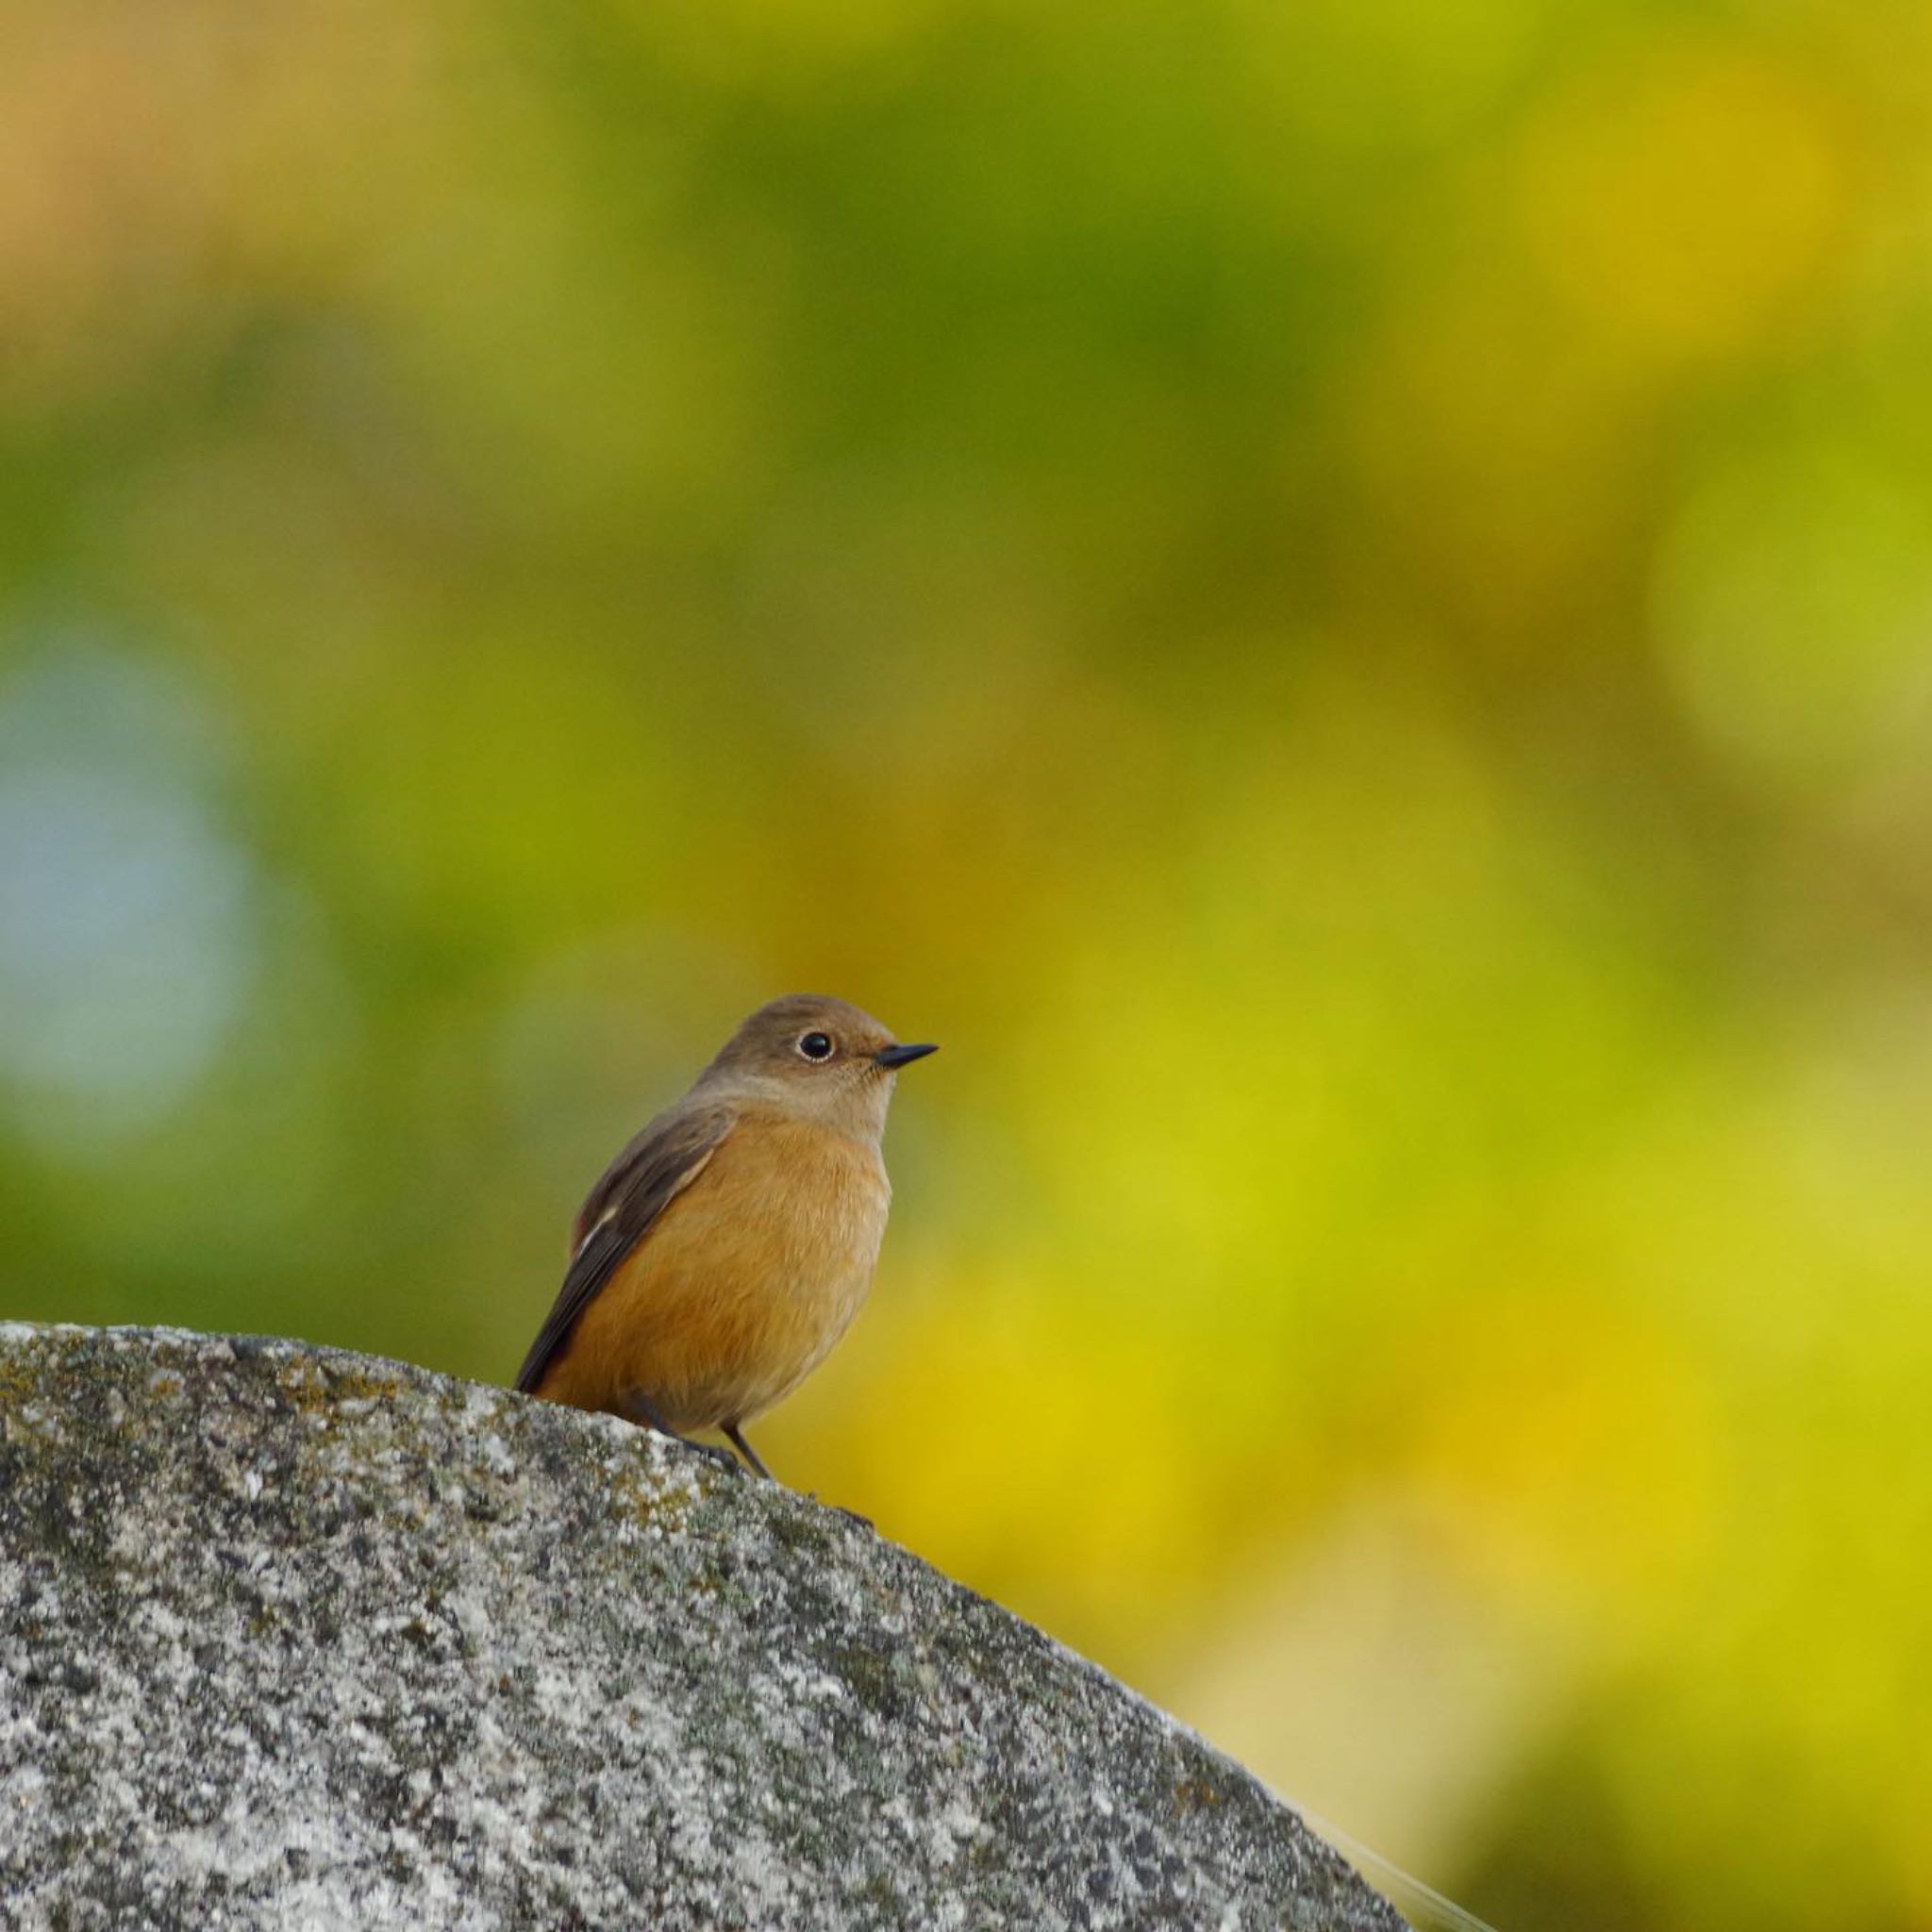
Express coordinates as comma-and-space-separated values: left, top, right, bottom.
513, 1101, 736, 1395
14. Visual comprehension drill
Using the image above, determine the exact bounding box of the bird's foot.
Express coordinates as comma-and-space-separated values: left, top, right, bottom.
807, 1494, 874, 1531
616, 1395, 743, 1475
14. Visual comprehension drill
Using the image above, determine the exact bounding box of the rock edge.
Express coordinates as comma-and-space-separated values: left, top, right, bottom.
0, 1323, 1403, 1932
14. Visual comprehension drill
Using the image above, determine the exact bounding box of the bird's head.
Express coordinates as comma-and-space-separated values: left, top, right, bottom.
700, 993, 937, 1136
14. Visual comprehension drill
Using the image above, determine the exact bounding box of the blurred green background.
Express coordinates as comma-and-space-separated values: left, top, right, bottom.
5, 1, 1932, 1924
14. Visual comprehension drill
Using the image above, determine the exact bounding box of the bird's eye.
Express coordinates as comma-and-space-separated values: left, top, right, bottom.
797, 1031, 835, 1061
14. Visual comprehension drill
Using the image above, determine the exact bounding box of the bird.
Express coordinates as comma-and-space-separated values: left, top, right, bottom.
514, 993, 937, 1479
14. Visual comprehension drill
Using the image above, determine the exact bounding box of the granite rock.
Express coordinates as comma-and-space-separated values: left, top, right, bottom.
0, 1324, 1404, 1931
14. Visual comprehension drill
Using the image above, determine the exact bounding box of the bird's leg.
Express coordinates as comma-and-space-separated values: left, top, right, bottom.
616, 1392, 741, 1474
722, 1422, 774, 1481
720, 1422, 869, 1525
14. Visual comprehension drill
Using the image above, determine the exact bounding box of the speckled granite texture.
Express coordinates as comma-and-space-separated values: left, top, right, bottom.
0, 1324, 1403, 1931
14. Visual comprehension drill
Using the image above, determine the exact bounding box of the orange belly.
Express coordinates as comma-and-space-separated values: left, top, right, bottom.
534, 1113, 890, 1431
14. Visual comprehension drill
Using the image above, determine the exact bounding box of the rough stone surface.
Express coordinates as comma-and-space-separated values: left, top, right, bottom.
0, 1324, 1404, 1931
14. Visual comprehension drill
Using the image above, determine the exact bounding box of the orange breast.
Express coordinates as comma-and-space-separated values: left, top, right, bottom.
535, 1112, 891, 1431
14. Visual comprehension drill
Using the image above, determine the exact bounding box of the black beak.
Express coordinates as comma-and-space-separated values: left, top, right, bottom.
873, 1041, 939, 1070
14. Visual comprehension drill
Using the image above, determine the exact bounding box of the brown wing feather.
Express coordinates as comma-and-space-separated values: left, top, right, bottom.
513, 1102, 736, 1394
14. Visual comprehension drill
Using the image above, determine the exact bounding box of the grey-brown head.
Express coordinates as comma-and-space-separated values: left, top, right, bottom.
695, 993, 937, 1136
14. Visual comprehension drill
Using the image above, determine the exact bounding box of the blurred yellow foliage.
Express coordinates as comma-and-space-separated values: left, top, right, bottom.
1519, 41, 1847, 362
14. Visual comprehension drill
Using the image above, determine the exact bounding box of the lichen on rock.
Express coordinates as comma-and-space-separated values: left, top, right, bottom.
0, 1324, 1403, 1930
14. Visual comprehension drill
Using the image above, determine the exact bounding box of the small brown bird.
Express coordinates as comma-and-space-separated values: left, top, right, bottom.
515, 993, 936, 1478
